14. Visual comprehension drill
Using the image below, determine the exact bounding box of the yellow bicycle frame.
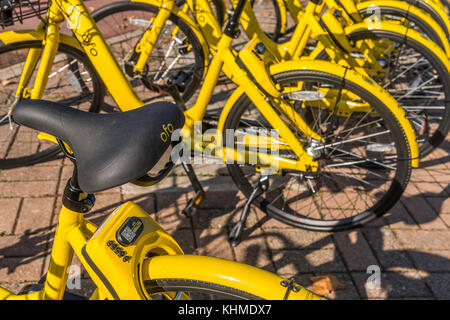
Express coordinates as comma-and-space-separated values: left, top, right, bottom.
114, 0, 420, 168
270, 0, 450, 57
0, 199, 321, 299
1, 0, 325, 175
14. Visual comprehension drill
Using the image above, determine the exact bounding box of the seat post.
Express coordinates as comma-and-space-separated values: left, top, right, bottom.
62, 166, 96, 214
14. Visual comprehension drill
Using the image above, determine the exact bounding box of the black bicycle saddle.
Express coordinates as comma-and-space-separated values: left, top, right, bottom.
12, 100, 185, 193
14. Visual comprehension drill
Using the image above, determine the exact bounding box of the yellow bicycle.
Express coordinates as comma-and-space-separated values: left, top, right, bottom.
251, 0, 450, 56
91, 0, 450, 157
1, 98, 322, 300
0, 0, 417, 238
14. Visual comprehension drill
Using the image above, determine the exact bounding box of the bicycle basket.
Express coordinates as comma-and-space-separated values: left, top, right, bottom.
0, 0, 48, 28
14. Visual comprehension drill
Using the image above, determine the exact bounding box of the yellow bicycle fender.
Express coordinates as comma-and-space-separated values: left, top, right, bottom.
130, 0, 210, 67
267, 60, 419, 167
346, 20, 450, 70
0, 29, 82, 51
422, 0, 450, 36
355, 0, 450, 58
143, 255, 324, 300
276, 0, 288, 35
344, 21, 450, 89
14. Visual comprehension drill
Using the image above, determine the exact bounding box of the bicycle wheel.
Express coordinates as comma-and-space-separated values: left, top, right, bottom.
92, 1, 206, 106
0, 41, 104, 169
141, 255, 323, 300
357, 5, 449, 53
224, 69, 412, 231
340, 29, 450, 157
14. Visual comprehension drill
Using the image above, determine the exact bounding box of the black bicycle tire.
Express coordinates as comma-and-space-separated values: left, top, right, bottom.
224, 69, 412, 231
343, 29, 450, 157
144, 278, 262, 299
0, 41, 104, 169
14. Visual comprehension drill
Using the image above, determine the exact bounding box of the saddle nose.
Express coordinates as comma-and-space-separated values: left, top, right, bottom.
12, 100, 185, 193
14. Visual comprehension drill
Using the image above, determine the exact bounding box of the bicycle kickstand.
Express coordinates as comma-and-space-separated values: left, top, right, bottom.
181, 160, 205, 217
228, 175, 269, 247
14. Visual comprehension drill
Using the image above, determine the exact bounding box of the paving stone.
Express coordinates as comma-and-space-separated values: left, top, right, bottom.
272, 249, 347, 274
198, 189, 245, 209
333, 230, 379, 271
408, 250, 450, 272
0, 181, 58, 198
362, 228, 415, 272
413, 182, 449, 197
401, 196, 447, 230
393, 230, 450, 250
0, 234, 51, 258
265, 228, 334, 251
0, 166, 60, 182
194, 228, 234, 260
155, 191, 189, 212
383, 202, 418, 229
156, 205, 192, 231
165, 229, 196, 255
194, 202, 262, 229
439, 214, 450, 228
424, 273, 450, 299
15, 197, 55, 234
33, 157, 64, 167
402, 183, 422, 197
0, 198, 21, 235
232, 229, 275, 273
428, 170, 450, 184
0, 281, 34, 295
409, 169, 438, 182
426, 197, 450, 215
351, 271, 432, 299
0, 256, 45, 282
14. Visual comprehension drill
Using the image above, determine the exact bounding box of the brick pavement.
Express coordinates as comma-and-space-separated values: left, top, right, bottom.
0, 137, 448, 300
0, 0, 449, 300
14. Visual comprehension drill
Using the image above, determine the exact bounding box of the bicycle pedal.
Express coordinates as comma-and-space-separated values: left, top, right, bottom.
182, 191, 205, 217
